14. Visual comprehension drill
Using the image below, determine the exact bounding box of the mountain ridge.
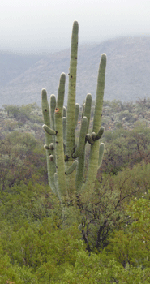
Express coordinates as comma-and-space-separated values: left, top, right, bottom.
0, 36, 150, 107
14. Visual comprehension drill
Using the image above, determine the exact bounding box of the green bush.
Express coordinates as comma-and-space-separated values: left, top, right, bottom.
106, 194, 150, 269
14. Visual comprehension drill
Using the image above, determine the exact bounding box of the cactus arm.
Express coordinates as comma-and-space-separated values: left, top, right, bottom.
75, 103, 79, 127
55, 73, 67, 198
86, 127, 105, 145
41, 89, 57, 193
92, 54, 106, 132
96, 126, 105, 140
41, 89, 50, 128
44, 144, 49, 149
75, 94, 92, 191
75, 94, 92, 187
62, 106, 67, 147
49, 94, 57, 167
73, 116, 88, 158
74, 116, 87, 192
83, 93, 92, 128
62, 117, 66, 145
85, 134, 94, 145
82, 103, 85, 118
65, 160, 78, 175
50, 94, 56, 129
57, 73, 66, 110
63, 106, 66, 117
82, 54, 106, 192
42, 124, 57, 135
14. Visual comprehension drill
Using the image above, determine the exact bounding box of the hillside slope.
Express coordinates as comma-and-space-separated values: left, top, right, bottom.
0, 36, 150, 107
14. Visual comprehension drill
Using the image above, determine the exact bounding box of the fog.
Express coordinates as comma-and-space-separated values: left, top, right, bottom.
0, 0, 150, 53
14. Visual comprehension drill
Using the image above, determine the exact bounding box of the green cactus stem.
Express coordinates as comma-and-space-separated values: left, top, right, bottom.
50, 94, 56, 129
83, 93, 92, 126
65, 21, 79, 194
72, 116, 88, 158
49, 94, 57, 166
98, 143, 105, 167
82, 54, 106, 194
63, 106, 66, 117
54, 72, 67, 198
41, 89, 57, 194
75, 94, 92, 191
62, 117, 66, 146
66, 20, 79, 160
75, 103, 79, 127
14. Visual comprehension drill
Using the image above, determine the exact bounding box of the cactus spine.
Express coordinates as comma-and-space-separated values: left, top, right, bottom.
41, 21, 106, 203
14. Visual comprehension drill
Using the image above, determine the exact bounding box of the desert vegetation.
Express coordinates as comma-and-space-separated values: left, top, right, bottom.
0, 97, 150, 283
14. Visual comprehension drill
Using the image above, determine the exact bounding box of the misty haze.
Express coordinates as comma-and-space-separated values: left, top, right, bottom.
0, 0, 150, 105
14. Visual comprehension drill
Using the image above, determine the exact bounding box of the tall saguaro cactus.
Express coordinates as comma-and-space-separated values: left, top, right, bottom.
41, 21, 106, 203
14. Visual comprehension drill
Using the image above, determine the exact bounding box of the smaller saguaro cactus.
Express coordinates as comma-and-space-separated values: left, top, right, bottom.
41, 21, 106, 204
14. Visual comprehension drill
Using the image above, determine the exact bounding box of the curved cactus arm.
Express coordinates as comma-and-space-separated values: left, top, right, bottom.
92, 132, 96, 141
55, 72, 67, 198
42, 124, 57, 135
75, 103, 79, 127
41, 89, 56, 193
44, 144, 49, 149
85, 134, 94, 145
65, 160, 78, 175
98, 143, 105, 168
82, 54, 106, 192
96, 126, 105, 140
86, 127, 105, 145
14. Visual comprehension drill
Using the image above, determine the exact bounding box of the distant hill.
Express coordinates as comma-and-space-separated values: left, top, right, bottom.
0, 36, 150, 107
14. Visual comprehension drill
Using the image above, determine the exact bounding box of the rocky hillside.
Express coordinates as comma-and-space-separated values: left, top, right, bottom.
0, 36, 150, 107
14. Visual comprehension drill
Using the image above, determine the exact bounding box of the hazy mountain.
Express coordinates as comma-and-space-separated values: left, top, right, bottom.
0, 36, 150, 108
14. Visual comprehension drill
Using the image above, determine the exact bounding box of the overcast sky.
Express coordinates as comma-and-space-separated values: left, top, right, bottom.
0, 0, 150, 53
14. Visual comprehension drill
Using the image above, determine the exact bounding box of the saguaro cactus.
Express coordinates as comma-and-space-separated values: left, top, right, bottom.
41, 21, 106, 203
